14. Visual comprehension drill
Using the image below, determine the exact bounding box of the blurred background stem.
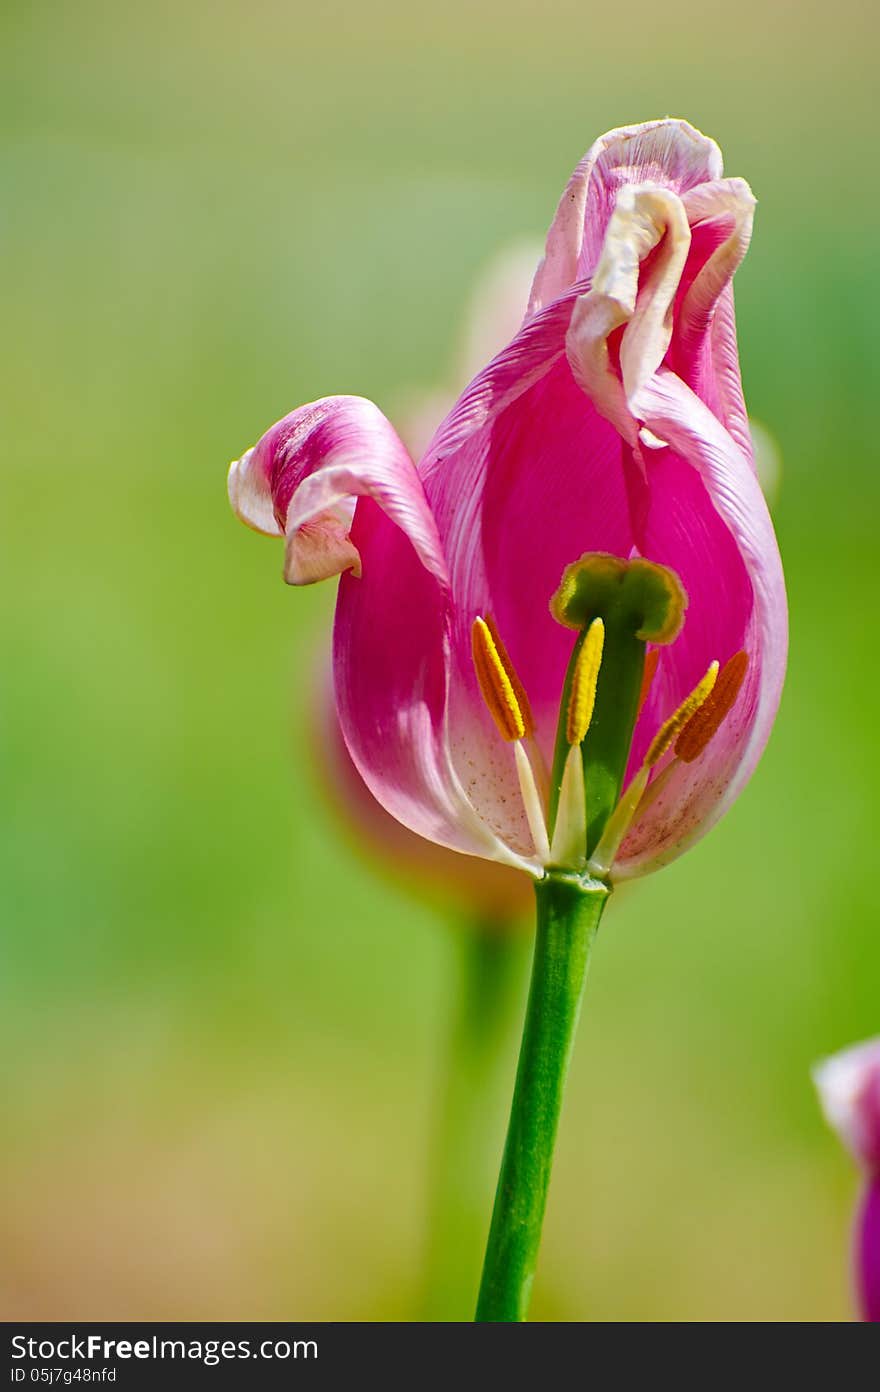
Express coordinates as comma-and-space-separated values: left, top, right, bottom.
421, 920, 525, 1320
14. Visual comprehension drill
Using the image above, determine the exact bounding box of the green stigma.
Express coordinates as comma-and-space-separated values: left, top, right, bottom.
550, 552, 687, 644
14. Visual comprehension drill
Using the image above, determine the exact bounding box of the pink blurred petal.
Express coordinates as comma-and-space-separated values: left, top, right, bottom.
457, 240, 544, 381
395, 240, 542, 460
814, 1038, 880, 1172
317, 674, 531, 918
814, 1040, 880, 1320
856, 1177, 880, 1322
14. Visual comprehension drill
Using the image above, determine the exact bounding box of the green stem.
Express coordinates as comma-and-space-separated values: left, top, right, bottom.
422, 921, 525, 1320
475, 872, 608, 1321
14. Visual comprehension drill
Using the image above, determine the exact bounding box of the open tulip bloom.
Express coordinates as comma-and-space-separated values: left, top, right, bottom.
229, 118, 787, 1320
814, 1039, 880, 1321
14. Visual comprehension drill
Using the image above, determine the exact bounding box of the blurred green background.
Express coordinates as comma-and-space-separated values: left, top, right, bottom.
2, 0, 877, 1321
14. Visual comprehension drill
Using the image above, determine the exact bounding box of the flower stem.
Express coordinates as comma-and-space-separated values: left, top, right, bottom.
422, 920, 525, 1320
475, 872, 608, 1321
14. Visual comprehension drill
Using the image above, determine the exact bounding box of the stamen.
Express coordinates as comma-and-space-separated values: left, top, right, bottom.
549, 745, 587, 867
586, 765, 650, 879
628, 757, 676, 821
514, 741, 552, 863
472, 615, 550, 863
472, 616, 530, 742
484, 616, 535, 737
526, 734, 551, 810
587, 660, 720, 879
566, 618, 604, 745
644, 662, 719, 768
675, 651, 748, 763
633, 652, 751, 823
638, 648, 659, 715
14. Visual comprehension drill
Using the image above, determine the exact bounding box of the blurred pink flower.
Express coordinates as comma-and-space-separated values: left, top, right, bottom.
230, 119, 787, 881
316, 683, 530, 919
393, 240, 544, 461
814, 1039, 880, 1321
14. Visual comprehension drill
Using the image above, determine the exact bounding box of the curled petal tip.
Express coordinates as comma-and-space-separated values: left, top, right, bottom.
230, 395, 450, 590
228, 446, 281, 537
529, 117, 723, 316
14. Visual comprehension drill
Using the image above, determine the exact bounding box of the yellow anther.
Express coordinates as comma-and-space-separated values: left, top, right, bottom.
566, 618, 605, 745
484, 616, 535, 737
644, 661, 719, 768
675, 650, 749, 763
472, 616, 530, 743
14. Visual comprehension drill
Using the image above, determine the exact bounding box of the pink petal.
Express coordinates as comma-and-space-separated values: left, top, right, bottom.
333, 496, 536, 870
528, 119, 723, 314
227, 446, 283, 538
232, 396, 534, 866
673, 179, 756, 456
565, 173, 756, 452
418, 294, 633, 843
856, 1177, 880, 1322
615, 369, 787, 874
565, 183, 692, 439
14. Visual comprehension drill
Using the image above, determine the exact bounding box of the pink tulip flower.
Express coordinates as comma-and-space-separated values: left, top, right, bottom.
814, 1039, 880, 1321
229, 118, 787, 884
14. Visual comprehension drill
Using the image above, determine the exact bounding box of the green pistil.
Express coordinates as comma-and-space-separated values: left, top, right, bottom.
548, 552, 687, 859
549, 622, 646, 857
551, 551, 686, 643
580, 621, 646, 856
